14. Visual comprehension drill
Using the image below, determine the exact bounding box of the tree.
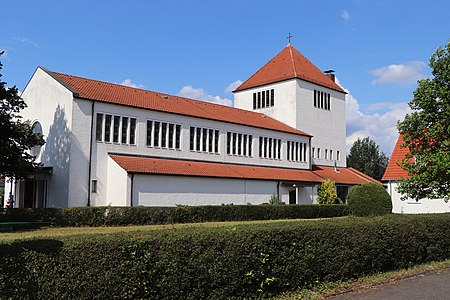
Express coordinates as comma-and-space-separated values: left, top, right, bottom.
317, 179, 338, 204
397, 42, 450, 201
347, 137, 388, 181
0, 51, 44, 179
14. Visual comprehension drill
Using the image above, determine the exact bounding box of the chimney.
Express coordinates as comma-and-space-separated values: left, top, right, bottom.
324, 70, 336, 82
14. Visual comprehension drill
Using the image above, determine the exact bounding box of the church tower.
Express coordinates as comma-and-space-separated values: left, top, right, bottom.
233, 44, 347, 168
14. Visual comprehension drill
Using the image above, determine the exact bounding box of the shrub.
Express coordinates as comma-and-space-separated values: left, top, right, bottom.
317, 179, 338, 204
347, 183, 392, 216
2, 214, 450, 299
0, 204, 349, 227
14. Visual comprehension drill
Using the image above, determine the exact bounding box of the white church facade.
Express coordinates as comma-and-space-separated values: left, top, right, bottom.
4, 44, 379, 208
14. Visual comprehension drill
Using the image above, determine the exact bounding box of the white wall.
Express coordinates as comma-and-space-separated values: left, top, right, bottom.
133, 175, 278, 206
106, 156, 130, 206
296, 80, 346, 168
19, 68, 76, 207
388, 181, 450, 214
233, 78, 346, 168
91, 101, 311, 206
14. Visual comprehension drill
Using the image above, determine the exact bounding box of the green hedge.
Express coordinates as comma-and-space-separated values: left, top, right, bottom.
0, 204, 349, 226
1, 214, 450, 299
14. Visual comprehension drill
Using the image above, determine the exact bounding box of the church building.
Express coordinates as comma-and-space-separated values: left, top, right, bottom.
4, 44, 379, 208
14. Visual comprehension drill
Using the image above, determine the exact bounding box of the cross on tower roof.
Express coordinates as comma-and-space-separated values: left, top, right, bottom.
287, 32, 293, 44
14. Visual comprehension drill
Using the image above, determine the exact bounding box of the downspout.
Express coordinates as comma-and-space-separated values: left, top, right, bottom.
277, 181, 280, 202
130, 173, 135, 207
308, 136, 313, 170
87, 100, 95, 207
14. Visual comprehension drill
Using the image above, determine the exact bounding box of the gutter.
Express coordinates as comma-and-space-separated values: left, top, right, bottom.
87, 100, 95, 206
130, 173, 135, 207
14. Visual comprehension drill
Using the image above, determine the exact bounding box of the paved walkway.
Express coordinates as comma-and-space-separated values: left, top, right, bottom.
328, 269, 450, 300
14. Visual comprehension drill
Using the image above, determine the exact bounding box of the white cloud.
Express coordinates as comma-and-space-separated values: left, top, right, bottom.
178, 85, 233, 106
225, 80, 243, 92
336, 78, 412, 156
341, 10, 350, 22
119, 79, 145, 89
370, 61, 426, 85
13, 37, 38, 47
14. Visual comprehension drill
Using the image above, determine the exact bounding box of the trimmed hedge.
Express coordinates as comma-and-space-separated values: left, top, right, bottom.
0, 204, 349, 227
2, 214, 450, 299
348, 183, 392, 216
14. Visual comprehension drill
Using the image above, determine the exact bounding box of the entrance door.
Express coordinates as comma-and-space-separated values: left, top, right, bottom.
23, 180, 47, 208
289, 190, 296, 204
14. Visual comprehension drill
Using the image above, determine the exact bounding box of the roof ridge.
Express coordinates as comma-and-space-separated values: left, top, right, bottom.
289, 45, 298, 78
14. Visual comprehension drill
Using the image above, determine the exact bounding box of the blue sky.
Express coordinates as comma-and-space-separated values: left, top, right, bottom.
1, 0, 449, 155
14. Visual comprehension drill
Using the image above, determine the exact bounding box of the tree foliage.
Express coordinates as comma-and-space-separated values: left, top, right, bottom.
0, 52, 44, 179
347, 137, 388, 181
317, 179, 338, 204
397, 42, 450, 200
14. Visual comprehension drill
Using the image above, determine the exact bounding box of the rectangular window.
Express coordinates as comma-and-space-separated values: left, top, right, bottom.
161, 122, 167, 148
266, 90, 271, 107
278, 139, 281, 159
325, 149, 328, 160
317, 148, 320, 159
257, 92, 261, 108
263, 137, 268, 158
287, 141, 291, 160
295, 142, 299, 161
96, 113, 103, 141
303, 143, 307, 162
249, 135, 253, 157
121, 117, 128, 144
232, 132, 237, 155
202, 129, 207, 152
314, 90, 317, 107
208, 129, 213, 152
196, 127, 201, 151
113, 116, 120, 143
328, 94, 331, 111
243, 135, 247, 156
104, 114, 112, 142
271, 89, 274, 106
253, 93, 257, 110
91, 180, 97, 193
337, 150, 340, 161
146, 120, 153, 146
237, 133, 242, 155
214, 130, 219, 153
259, 137, 263, 157
190, 127, 195, 151
175, 125, 181, 150
168, 123, 174, 149
330, 150, 333, 161
129, 118, 136, 145
261, 91, 266, 108
154, 121, 160, 147
268, 138, 272, 158
227, 132, 231, 154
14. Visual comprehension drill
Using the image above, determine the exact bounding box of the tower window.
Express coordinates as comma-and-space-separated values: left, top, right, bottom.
252, 89, 275, 109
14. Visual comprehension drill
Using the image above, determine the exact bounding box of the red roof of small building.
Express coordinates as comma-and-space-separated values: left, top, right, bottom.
45, 69, 310, 137
312, 165, 382, 185
233, 44, 346, 93
110, 154, 380, 185
382, 134, 410, 180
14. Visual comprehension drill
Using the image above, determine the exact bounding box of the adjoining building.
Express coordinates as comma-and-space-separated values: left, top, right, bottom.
382, 134, 450, 214
3, 44, 379, 208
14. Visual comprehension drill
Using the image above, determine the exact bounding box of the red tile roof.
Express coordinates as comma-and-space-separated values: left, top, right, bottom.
44, 68, 310, 137
110, 154, 379, 185
234, 44, 346, 93
312, 165, 382, 185
382, 134, 410, 180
